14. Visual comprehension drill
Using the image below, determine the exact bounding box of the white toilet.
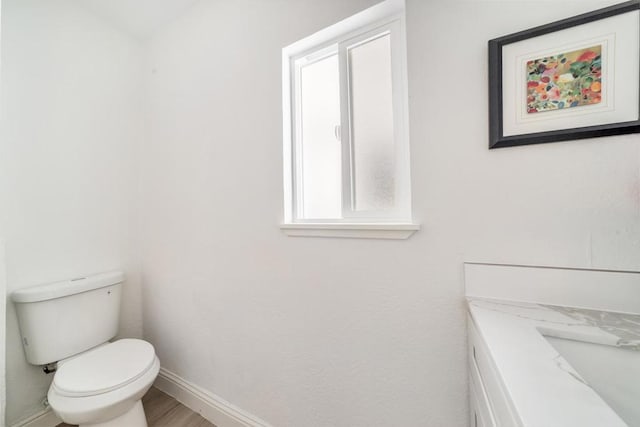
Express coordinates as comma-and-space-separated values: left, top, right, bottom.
11, 271, 160, 427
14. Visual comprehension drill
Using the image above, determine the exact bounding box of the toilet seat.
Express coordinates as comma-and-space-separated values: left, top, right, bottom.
48, 339, 160, 426
52, 339, 156, 397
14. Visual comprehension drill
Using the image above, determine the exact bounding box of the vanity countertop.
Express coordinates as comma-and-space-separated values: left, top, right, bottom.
467, 298, 640, 427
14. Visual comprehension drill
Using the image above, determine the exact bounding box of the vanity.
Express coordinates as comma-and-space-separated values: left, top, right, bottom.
465, 263, 640, 427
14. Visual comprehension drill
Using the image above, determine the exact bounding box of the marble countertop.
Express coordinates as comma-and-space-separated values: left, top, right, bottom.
468, 298, 640, 427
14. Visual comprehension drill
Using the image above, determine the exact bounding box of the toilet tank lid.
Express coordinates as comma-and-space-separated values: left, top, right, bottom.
11, 271, 124, 303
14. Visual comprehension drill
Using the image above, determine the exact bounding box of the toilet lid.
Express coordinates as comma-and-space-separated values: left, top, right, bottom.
53, 339, 156, 397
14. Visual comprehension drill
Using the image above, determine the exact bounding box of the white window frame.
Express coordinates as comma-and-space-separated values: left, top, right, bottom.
281, 0, 419, 239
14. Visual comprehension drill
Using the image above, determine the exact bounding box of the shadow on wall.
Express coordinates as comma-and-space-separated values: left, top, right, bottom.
1, 242, 6, 425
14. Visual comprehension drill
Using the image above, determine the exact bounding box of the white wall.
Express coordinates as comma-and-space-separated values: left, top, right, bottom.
407, 0, 639, 272
0, 0, 144, 424
141, 1, 640, 426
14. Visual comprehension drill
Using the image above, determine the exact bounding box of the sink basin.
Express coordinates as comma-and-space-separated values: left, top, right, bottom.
544, 335, 640, 426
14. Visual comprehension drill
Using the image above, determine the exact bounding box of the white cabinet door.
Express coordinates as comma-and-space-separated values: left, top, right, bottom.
470, 378, 492, 427
469, 347, 496, 427
468, 314, 520, 427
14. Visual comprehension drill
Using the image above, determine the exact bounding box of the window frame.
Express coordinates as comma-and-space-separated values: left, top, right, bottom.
339, 22, 405, 221
282, 0, 418, 238
292, 44, 341, 220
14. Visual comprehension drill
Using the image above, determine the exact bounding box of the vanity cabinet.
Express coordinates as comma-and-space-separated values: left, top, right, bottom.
467, 315, 520, 427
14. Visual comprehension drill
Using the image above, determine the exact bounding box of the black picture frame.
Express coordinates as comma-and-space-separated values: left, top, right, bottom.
488, 0, 640, 149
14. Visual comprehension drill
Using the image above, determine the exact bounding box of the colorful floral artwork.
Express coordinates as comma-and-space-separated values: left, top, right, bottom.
526, 45, 602, 113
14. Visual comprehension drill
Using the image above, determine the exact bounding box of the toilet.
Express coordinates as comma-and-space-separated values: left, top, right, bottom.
11, 271, 160, 427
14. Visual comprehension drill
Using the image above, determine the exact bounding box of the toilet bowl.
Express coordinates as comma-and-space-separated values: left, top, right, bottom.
11, 272, 160, 427
48, 339, 160, 426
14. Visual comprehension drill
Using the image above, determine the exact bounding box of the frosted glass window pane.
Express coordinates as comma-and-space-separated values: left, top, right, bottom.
349, 34, 395, 211
299, 54, 341, 219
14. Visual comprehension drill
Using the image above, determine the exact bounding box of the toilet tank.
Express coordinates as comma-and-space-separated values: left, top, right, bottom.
11, 271, 124, 365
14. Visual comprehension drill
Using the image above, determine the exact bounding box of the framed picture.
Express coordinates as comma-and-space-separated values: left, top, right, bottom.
488, 0, 640, 149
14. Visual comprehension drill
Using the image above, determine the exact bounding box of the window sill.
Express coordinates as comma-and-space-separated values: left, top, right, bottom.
280, 223, 420, 239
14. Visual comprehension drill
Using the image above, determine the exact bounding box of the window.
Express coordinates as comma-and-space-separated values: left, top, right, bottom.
282, 0, 418, 238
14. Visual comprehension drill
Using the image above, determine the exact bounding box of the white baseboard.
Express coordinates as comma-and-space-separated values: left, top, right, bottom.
10, 408, 60, 427
154, 368, 273, 427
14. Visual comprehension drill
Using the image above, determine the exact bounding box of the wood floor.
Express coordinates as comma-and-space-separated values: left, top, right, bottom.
57, 387, 216, 427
